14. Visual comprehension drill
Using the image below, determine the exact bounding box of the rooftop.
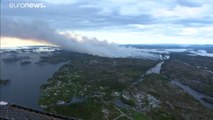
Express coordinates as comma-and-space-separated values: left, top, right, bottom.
0, 101, 74, 120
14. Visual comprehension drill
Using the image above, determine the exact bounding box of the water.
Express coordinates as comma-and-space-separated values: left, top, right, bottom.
145, 62, 164, 74
132, 62, 164, 85
70, 96, 86, 104
0, 52, 67, 110
112, 98, 131, 108
146, 61, 213, 109
171, 80, 213, 109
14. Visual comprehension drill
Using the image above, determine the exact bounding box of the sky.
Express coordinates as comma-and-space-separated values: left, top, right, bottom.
1, 0, 213, 47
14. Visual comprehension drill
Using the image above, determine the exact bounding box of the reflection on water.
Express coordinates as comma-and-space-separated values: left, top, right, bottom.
0, 53, 67, 110
145, 62, 164, 74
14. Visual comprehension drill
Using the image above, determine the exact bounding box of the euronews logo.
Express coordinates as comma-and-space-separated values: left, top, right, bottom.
9, 2, 46, 9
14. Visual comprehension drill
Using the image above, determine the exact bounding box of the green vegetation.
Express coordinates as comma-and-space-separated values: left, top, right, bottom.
39, 51, 213, 120
161, 53, 213, 96
49, 99, 104, 120
169, 53, 213, 71
0, 79, 10, 86
120, 95, 136, 106
121, 108, 148, 120
39, 51, 159, 119
138, 74, 213, 120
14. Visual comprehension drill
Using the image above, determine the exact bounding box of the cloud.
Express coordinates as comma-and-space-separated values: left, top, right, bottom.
176, 0, 202, 7
151, 4, 212, 19
1, 0, 213, 44
42, 0, 78, 4
1, 18, 159, 59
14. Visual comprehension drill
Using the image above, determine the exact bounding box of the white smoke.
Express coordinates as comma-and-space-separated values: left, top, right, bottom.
1, 19, 159, 59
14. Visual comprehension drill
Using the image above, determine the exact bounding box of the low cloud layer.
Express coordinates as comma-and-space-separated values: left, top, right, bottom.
1, 19, 159, 59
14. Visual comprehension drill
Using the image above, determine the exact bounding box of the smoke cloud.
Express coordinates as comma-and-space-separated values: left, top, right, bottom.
1, 18, 159, 59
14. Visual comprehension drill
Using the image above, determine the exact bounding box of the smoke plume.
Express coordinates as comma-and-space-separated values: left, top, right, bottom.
1, 18, 159, 59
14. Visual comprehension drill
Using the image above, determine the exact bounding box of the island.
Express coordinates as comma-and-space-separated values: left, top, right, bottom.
0, 79, 11, 86
20, 61, 32, 65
